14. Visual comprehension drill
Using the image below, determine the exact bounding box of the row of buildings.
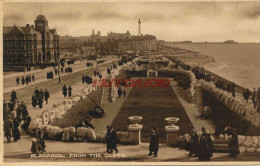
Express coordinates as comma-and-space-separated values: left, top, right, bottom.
3, 14, 60, 70
84, 30, 157, 55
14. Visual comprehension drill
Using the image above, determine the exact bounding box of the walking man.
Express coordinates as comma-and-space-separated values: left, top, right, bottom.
16, 76, 20, 86
11, 89, 17, 102
123, 90, 126, 98
106, 125, 111, 152
148, 127, 159, 157
109, 126, 119, 153
44, 89, 50, 104
68, 86, 72, 97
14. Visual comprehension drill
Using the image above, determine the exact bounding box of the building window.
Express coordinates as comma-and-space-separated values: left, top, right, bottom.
15, 42, 18, 46
21, 42, 24, 46
8, 50, 12, 54
7, 42, 12, 46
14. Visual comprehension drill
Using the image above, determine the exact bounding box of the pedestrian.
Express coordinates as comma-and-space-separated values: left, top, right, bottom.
198, 127, 211, 161
148, 127, 159, 157
11, 89, 17, 102
8, 100, 15, 112
26, 75, 29, 85
37, 130, 46, 153
106, 125, 111, 152
31, 129, 40, 155
38, 95, 43, 109
34, 87, 39, 98
99, 74, 102, 79
94, 70, 97, 77
4, 115, 13, 143
118, 87, 122, 98
13, 118, 20, 142
188, 129, 199, 157
68, 86, 72, 97
32, 93, 37, 108
229, 128, 240, 158
4, 104, 10, 121
32, 74, 35, 82
22, 76, 25, 85
62, 85, 67, 98
16, 76, 20, 86
21, 113, 31, 132
245, 88, 251, 103
21, 107, 29, 121
109, 126, 119, 153
252, 88, 257, 109
21, 101, 27, 111
39, 89, 44, 99
44, 89, 50, 104
123, 90, 126, 98
16, 103, 22, 123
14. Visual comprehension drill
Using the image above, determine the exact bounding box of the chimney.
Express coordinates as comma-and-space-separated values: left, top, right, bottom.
26, 24, 30, 27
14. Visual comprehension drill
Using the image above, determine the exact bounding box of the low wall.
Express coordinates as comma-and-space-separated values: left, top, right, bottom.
198, 80, 260, 131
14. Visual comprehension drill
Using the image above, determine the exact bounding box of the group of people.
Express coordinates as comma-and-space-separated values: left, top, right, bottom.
31, 129, 46, 155
117, 87, 127, 98
62, 85, 72, 98
82, 75, 93, 84
31, 87, 50, 109
46, 71, 54, 79
93, 70, 103, 79
187, 126, 240, 161
4, 98, 31, 143
16, 74, 35, 86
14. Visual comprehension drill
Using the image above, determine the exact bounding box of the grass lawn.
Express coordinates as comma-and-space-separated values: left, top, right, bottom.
112, 82, 194, 143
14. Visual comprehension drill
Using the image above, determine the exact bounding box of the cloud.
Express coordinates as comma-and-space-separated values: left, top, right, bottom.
50, 11, 82, 20
87, 11, 129, 20
3, 13, 25, 20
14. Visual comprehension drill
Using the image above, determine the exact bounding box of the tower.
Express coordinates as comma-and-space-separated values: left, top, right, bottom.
138, 19, 141, 36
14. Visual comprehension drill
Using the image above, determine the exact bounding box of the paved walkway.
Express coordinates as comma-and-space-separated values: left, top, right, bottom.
170, 81, 216, 133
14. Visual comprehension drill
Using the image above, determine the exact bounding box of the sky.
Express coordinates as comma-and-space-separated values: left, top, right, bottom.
3, 2, 260, 42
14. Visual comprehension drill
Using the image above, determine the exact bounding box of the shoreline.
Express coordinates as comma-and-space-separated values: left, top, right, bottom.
165, 43, 259, 90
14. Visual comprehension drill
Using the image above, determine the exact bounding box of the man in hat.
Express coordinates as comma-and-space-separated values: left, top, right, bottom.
44, 89, 50, 104
148, 127, 159, 157
229, 128, 240, 158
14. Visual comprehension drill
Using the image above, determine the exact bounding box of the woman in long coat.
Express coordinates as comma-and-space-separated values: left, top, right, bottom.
13, 118, 20, 141
32, 93, 37, 108
229, 129, 240, 157
62, 85, 67, 98
198, 133, 211, 161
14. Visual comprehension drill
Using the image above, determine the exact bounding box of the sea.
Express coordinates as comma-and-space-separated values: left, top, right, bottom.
169, 43, 260, 90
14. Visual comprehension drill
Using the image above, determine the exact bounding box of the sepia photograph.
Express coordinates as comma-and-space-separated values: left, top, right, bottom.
2, 1, 260, 165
